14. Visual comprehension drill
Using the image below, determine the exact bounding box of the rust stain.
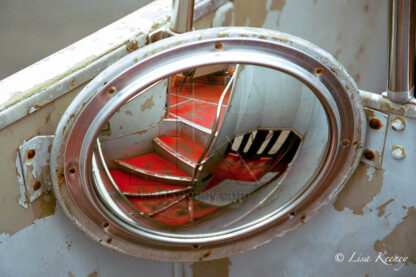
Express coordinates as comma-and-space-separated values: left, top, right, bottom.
333, 163, 383, 215
31, 191, 56, 219
364, 4, 369, 12
374, 207, 416, 264
44, 112, 51, 125
191, 258, 231, 277
376, 199, 394, 217
355, 45, 365, 59
124, 110, 133, 116
68, 271, 75, 277
87, 271, 98, 277
66, 240, 72, 250
126, 40, 139, 52
140, 96, 155, 112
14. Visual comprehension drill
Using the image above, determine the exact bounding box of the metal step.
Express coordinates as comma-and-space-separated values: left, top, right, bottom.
153, 135, 204, 176
114, 152, 192, 186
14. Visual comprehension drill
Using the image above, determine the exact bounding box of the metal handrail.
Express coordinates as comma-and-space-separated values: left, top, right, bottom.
171, 0, 195, 33
387, 0, 415, 102
94, 138, 148, 217
191, 73, 236, 184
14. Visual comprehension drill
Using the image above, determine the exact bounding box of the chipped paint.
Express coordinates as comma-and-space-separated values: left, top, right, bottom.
360, 90, 416, 119
15, 154, 29, 208
234, 0, 268, 27
87, 271, 98, 277
333, 163, 384, 215
269, 0, 287, 26
374, 207, 416, 264
376, 198, 394, 217
212, 2, 234, 27
234, 0, 286, 27
4, 56, 96, 111
191, 258, 231, 277
140, 95, 155, 112
0, 83, 76, 235
31, 191, 56, 220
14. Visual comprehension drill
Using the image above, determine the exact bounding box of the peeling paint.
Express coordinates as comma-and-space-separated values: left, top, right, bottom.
140, 95, 155, 112
191, 258, 231, 277
269, 0, 287, 26
16, 154, 29, 208
234, 0, 268, 27
66, 240, 72, 251
376, 199, 394, 217
212, 2, 234, 27
126, 40, 140, 52
221, 5, 233, 26
374, 207, 416, 264
31, 191, 56, 220
333, 163, 383, 215
234, 0, 286, 27
87, 271, 98, 277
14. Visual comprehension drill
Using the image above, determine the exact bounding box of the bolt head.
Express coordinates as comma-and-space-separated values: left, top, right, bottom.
392, 146, 405, 160
391, 118, 405, 131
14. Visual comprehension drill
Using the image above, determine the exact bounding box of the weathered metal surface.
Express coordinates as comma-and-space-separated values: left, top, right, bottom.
49, 26, 364, 261
16, 135, 54, 206
360, 90, 416, 119
2, 114, 416, 277
0, 0, 230, 131
0, 0, 414, 276
360, 108, 388, 169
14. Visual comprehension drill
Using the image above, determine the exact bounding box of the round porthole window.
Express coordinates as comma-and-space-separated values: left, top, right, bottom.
50, 27, 365, 261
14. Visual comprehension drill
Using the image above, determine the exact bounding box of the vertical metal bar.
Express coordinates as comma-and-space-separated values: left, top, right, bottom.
387, 0, 414, 103
167, 0, 195, 116
166, 77, 172, 118
171, 0, 195, 33
192, 73, 235, 184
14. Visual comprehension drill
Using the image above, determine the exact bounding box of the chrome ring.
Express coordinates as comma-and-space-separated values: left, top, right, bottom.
50, 27, 365, 261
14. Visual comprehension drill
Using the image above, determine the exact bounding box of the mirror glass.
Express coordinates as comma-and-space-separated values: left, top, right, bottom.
93, 63, 329, 234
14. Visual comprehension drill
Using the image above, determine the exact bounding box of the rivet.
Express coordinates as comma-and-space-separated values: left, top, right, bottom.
369, 118, 382, 129
107, 86, 116, 94
342, 139, 350, 145
27, 149, 36, 159
314, 67, 324, 75
363, 149, 375, 160
33, 181, 41, 191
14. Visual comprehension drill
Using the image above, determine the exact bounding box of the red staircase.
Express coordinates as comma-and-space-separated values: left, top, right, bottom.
109, 73, 230, 226
108, 70, 298, 226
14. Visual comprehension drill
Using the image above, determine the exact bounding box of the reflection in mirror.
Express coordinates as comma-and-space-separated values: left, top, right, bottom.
93, 63, 328, 230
